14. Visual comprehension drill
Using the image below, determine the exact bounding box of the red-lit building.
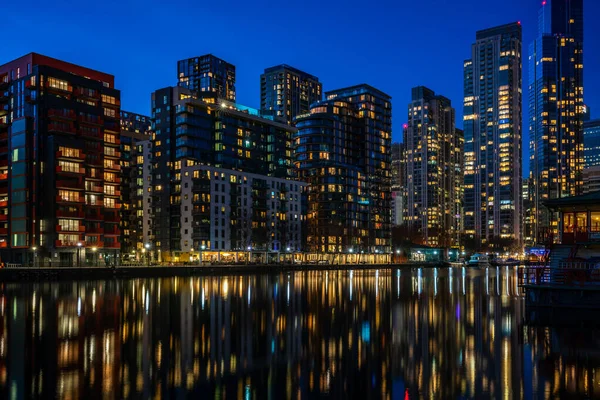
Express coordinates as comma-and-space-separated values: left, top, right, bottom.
0, 53, 121, 266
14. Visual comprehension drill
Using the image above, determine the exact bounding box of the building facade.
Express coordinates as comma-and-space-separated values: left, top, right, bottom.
177, 54, 236, 101
528, 0, 585, 244
464, 23, 523, 250
295, 84, 392, 254
584, 119, 600, 168
260, 65, 322, 125
151, 86, 296, 260
404, 86, 462, 248
583, 166, 600, 194
391, 142, 405, 227
179, 165, 305, 259
0, 53, 121, 265
120, 111, 152, 257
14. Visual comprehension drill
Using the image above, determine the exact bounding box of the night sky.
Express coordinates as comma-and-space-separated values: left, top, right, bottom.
4, 0, 600, 175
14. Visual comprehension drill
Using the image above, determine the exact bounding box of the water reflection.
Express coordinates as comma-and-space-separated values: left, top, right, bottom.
0, 267, 598, 399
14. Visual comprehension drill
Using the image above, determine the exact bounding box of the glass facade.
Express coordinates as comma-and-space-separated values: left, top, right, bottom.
463, 23, 523, 250
404, 86, 462, 248
529, 0, 584, 243
295, 84, 392, 254
260, 65, 322, 125
177, 55, 236, 102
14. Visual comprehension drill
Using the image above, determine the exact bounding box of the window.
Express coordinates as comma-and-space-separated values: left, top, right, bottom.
102, 94, 117, 105
58, 219, 80, 231
59, 147, 80, 158
104, 198, 117, 208
58, 190, 80, 202
58, 161, 80, 173
104, 108, 116, 118
48, 77, 69, 91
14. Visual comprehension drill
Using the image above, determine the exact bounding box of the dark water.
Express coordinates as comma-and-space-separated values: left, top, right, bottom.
0, 267, 598, 399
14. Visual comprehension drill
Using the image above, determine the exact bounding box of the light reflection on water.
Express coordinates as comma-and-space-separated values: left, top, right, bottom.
0, 267, 598, 399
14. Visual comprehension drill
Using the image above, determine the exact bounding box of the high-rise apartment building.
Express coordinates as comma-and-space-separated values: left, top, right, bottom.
391, 142, 405, 227
295, 84, 392, 254
120, 111, 152, 256
151, 86, 297, 259
260, 65, 322, 124
584, 119, 600, 168
464, 23, 523, 249
404, 87, 462, 247
177, 54, 236, 101
0, 53, 121, 265
529, 0, 584, 243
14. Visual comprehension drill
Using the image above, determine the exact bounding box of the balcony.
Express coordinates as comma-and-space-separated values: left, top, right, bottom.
0, 173, 7, 181
104, 163, 121, 171
78, 115, 103, 125
0, 147, 8, 154
0, 200, 7, 208
104, 150, 121, 159
86, 199, 104, 207
48, 109, 76, 120
0, 105, 9, 117
85, 212, 104, 221
0, 241, 7, 248
56, 210, 84, 219
48, 123, 76, 135
80, 129, 104, 140
104, 242, 120, 249
56, 150, 85, 161
56, 180, 83, 190
0, 93, 9, 104
55, 240, 83, 248
55, 225, 86, 233
0, 121, 7, 131
104, 202, 121, 209
56, 195, 85, 204
104, 227, 121, 236
105, 190, 121, 197
0, 228, 7, 235
0, 215, 7, 221
86, 227, 104, 235
56, 166, 86, 175
45, 81, 73, 93
104, 214, 119, 223
74, 88, 100, 99
87, 185, 103, 193
0, 78, 8, 91
0, 133, 8, 142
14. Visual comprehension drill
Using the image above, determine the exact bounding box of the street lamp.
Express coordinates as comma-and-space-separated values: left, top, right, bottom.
92, 247, 98, 267
32, 246, 37, 268
77, 242, 82, 268
145, 243, 151, 266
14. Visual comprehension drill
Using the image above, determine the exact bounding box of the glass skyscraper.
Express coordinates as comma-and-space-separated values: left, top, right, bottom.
404, 86, 462, 248
260, 65, 322, 125
529, 0, 584, 243
295, 84, 392, 254
463, 23, 523, 250
177, 54, 236, 102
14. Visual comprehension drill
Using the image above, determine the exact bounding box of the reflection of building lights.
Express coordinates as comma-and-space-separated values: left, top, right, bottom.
222, 279, 229, 297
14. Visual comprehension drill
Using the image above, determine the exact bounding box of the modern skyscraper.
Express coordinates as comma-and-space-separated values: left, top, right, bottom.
120, 111, 152, 257
295, 84, 392, 255
391, 142, 405, 227
584, 119, 600, 168
177, 54, 236, 101
151, 86, 297, 259
404, 87, 462, 247
464, 23, 523, 250
529, 0, 584, 243
260, 65, 322, 124
0, 53, 121, 265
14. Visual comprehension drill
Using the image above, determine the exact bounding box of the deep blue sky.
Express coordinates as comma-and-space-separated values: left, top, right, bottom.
4, 0, 600, 174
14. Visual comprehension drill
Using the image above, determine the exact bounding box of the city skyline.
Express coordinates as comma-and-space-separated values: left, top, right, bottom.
4, 0, 600, 178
